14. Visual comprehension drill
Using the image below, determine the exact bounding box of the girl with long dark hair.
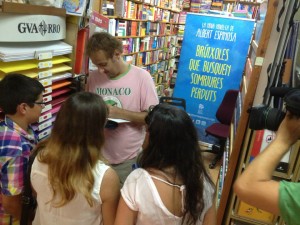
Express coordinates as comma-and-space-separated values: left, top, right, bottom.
115, 104, 216, 225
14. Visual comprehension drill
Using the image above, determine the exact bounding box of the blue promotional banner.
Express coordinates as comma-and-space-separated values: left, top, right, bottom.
173, 13, 254, 143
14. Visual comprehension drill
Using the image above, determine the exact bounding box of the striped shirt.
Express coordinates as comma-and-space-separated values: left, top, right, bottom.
0, 116, 37, 225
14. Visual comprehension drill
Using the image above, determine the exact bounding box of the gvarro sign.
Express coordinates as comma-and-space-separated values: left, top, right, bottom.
18, 21, 61, 36
0, 14, 66, 42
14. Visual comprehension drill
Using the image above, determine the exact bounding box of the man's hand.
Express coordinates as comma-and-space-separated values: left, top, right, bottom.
107, 104, 123, 119
276, 111, 300, 147
106, 104, 148, 124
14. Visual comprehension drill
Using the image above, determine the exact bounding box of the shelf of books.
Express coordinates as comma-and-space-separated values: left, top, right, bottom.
215, 97, 239, 207
220, 1, 300, 225
217, 94, 243, 220
246, 131, 299, 179
217, 0, 282, 224
215, 135, 231, 207
100, 0, 186, 96
64, 0, 187, 96
224, 129, 285, 225
228, 64, 299, 225
168, 9, 185, 96
222, 0, 261, 19
291, 143, 300, 182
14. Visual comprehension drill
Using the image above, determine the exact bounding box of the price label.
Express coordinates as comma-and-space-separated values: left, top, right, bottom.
36, 52, 53, 60
38, 61, 52, 69
38, 70, 52, 79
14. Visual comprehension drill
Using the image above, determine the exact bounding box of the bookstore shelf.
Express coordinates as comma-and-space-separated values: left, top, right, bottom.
220, 1, 300, 225
243, 131, 299, 180
107, 16, 184, 24
222, 0, 261, 18
224, 129, 252, 225
293, 150, 300, 181
229, 189, 280, 225
0, 3, 74, 140
230, 214, 278, 225
223, 0, 260, 4
218, 0, 271, 221
102, 0, 186, 96
251, 40, 258, 54
117, 34, 177, 38
1, 1, 66, 16
63, 0, 185, 96
238, 1, 260, 6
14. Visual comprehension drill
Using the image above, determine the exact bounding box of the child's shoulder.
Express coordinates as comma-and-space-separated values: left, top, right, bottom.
127, 168, 149, 181
0, 121, 21, 140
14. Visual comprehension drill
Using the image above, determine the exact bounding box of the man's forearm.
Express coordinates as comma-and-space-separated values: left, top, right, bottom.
233, 137, 289, 214
110, 107, 147, 124
234, 113, 300, 215
121, 110, 147, 124
245, 113, 300, 181
242, 138, 291, 182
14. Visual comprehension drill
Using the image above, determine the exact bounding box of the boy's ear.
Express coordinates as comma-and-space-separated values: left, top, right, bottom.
17, 103, 28, 115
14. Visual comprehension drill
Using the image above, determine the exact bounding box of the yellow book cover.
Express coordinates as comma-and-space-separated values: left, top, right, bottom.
140, 27, 146, 36
237, 201, 275, 223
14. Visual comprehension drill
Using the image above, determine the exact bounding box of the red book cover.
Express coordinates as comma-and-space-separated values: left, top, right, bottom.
250, 130, 264, 160
74, 27, 89, 74
131, 21, 138, 36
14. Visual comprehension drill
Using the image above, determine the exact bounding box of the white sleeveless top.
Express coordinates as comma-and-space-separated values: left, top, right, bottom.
31, 159, 109, 225
121, 168, 215, 225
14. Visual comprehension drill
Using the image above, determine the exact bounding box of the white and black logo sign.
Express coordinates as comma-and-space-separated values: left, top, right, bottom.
0, 14, 65, 42
18, 20, 61, 36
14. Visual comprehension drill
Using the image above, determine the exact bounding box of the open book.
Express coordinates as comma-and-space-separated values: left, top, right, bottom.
108, 118, 129, 123
105, 118, 129, 129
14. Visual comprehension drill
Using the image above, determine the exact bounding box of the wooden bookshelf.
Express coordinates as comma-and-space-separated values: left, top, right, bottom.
2, 2, 66, 16
217, 0, 281, 224
220, 1, 300, 225
103, 0, 184, 96
224, 0, 260, 4
239, 1, 260, 6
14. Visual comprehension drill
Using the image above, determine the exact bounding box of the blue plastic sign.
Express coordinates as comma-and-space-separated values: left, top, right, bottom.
173, 13, 254, 143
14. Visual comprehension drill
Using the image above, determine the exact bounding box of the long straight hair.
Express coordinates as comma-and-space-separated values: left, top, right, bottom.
138, 104, 214, 225
38, 92, 107, 207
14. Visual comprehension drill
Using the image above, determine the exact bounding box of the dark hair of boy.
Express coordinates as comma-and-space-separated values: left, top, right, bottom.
0, 73, 44, 115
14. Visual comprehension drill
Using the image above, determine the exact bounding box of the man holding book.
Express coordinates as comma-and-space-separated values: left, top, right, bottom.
86, 32, 159, 185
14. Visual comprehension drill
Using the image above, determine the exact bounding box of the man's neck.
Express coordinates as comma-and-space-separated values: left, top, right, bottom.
118, 60, 130, 75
